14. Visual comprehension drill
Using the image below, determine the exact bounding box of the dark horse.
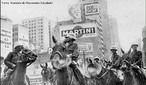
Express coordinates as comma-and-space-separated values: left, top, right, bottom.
86, 58, 123, 85
50, 36, 86, 85
40, 63, 55, 85
120, 50, 146, 85
1, 49, 37, 85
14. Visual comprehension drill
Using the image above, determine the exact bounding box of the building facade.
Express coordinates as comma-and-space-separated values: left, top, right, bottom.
13, 24, 29, 48
22, 17, 51, 53
1, 16, 13, 58
142, 26, 146, 68
109, 17, 122, 56
79, 0, 112, 60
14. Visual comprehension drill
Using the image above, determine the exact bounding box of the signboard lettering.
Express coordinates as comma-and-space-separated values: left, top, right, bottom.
60, 23, 97, 40
84, 3, 100, 15
61, 26, 96, 38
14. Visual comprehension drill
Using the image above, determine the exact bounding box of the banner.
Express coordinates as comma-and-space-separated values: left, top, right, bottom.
60, 23, 97, 40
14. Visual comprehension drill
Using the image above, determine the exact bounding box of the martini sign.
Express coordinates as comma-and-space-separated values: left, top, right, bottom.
60, 23, 97, 40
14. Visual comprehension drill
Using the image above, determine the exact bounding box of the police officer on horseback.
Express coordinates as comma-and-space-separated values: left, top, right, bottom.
129, 43, 143, 68
63, 33, 84, 83
2, 43, 24, 81
110, 45, 121, 69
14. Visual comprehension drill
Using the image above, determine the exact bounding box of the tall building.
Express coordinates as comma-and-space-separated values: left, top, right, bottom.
12, 24, 29, 48
1, 16, 13, 58
142, 26, 146, 67
109, 17, 122, 55
79, 0, 112, 60
22, 17, 51, 52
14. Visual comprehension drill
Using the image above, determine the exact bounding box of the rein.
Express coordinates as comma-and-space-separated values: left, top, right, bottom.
95, 66, 113, 79
95, 68, 109, 79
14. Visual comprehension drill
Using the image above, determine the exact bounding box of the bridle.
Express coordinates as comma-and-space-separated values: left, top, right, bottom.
94, 66, 110, 79
52, 51, 75, 85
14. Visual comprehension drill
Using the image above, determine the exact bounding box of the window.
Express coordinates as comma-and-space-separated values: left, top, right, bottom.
15, 32, 18, 36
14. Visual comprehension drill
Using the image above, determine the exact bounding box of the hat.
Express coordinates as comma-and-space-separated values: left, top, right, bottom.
110, 45, 117, 51
94, 56, 100, 60
65, 33, 76, 41
131, 44, 138, 47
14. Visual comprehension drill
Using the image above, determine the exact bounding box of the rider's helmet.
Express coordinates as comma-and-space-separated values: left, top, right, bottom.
14, 42, 24, 51
65, 33, 76, 42
131, 43, 138, 47
110, 45, 117, 51
94, 56, 100, 62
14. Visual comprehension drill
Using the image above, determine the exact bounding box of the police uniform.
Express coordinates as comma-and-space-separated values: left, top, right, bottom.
64, 34, 84, 84
129, 50, 142, 68
3, 45, 23, 80
110, 46, 121, 69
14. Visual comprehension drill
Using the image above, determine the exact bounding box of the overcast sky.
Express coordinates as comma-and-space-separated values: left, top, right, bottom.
1, 0, 145, 51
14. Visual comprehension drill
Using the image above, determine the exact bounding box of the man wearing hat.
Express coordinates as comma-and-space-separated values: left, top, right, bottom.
129, 43, 143, 68
2, 45, 24, 81
63, 33, 84, 84
110, 45, 121, 69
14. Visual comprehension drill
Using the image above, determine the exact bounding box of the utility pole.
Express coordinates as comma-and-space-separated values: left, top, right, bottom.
82, 49, 86, 69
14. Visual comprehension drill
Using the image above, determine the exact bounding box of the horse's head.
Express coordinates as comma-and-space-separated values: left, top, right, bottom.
87, 58, 102, 77
120, 49, 131, 71
50, 36, 71, 69
19, 49, 37, 64
40, 63, 53, 80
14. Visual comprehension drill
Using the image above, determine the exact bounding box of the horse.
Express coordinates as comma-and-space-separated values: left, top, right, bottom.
120, 50, 146, 85
40, 63, 55, 85
50, 36, 86, 85
1, 49, 37, 85
86, 58, 123, 85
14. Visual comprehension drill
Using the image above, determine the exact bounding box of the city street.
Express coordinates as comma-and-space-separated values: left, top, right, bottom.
1, 0, 145, 85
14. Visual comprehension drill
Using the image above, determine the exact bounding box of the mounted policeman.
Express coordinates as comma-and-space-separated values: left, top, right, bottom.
110, 45, 121, 69
129, 43, 143, 68
2, 42, 33, 82
63, 33, 84, 82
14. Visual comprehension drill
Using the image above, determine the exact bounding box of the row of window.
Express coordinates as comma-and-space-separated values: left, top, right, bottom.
13, 27, 18, 32
24, 23, 43, 26
22, 19, 43, 24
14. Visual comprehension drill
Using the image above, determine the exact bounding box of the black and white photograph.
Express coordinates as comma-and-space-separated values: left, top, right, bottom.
1, 0, 146, 85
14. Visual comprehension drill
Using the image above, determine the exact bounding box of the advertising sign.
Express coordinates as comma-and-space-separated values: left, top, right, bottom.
0, 28, 12, 58
60, 23, 97, 40
84, 3, 100, 15
78, 43, 93, 53
68, 4, 82, 22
